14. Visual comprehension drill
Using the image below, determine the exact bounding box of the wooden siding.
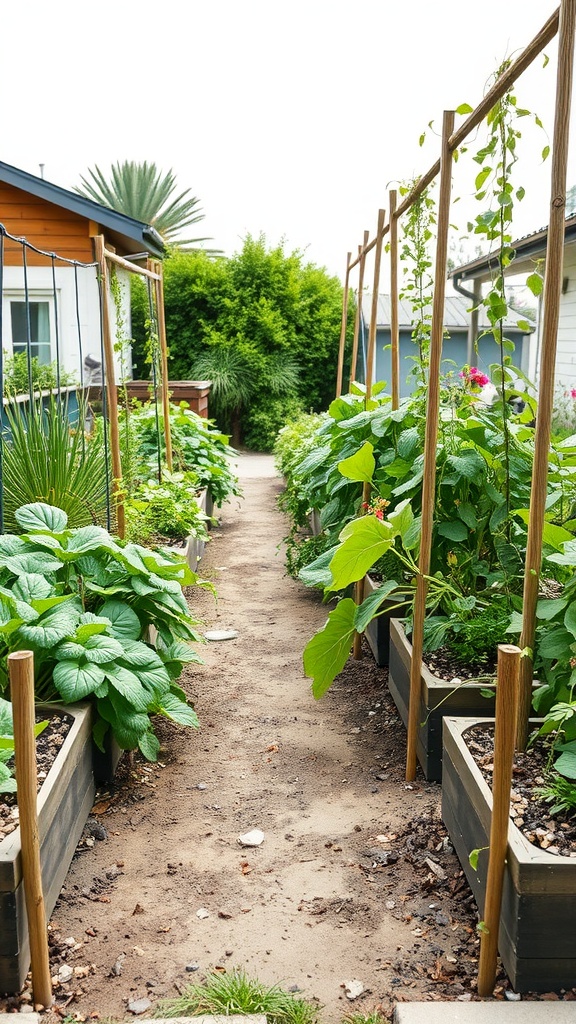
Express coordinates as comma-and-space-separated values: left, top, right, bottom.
0, 182, 94, 265
555, 243, 576, 385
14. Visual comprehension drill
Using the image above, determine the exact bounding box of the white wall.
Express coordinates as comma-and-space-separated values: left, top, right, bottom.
2, 263, 132, 382
554, 242, 576, 387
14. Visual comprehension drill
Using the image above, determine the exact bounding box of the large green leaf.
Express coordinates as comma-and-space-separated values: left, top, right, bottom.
138, 729, 161, 761
354, 579, 403, 633
53, 660, 105, 701
104, 664, 150, 711
4, 552, 64, 576
338, 442, 375, 483
81, 634, 126, 664
98, 600, 142, 639
555, 750, 576, 780
303, 598, 356, 698
157, 692, 199, 727
14, 502, 68, 533
119, 639, 164, 668
11, 574, 52, 603
328, 517, 395, 591
19, 605, 81, 648
298, 547, 337, 589
437, 520, 468, 542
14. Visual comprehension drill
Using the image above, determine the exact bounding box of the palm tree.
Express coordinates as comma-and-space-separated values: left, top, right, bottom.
74, 161, 211, 247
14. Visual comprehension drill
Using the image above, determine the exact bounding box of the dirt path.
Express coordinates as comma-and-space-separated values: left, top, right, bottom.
41, 454, 483, 1021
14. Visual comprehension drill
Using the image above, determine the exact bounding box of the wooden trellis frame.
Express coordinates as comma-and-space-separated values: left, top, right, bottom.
94, 237, 173, 538
333, 1, 574, 779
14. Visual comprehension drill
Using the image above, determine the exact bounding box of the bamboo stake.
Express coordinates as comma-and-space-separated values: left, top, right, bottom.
349, 231, 370, 387
94, 235, 125, 538
336, 252, 352, 398
517, 0, 575, 750
352, 215, 385, 658
405, 111, 455, 782
103, 247, 161, 280
477, 643, 521, 997
366, 209, 387, 398
153, 259, 173, 472
389, 189, 400, 409
9, 651, 53, 1010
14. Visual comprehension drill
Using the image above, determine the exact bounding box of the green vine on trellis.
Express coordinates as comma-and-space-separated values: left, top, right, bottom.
110, 264, 137, 494
467, 60, 549, 532
397, 177, 437, 390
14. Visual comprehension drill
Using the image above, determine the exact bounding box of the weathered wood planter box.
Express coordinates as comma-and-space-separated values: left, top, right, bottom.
122, 380, 212, 418
0, 703, 95, 993
387, 618, 496, 781
442, 716, 576, 992
363, 577, 410, 668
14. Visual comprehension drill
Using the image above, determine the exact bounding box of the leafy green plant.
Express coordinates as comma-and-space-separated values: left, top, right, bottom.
3, 352, 77, 397
153, 968, 319, 1024
125, 470, 210, 545
126, 400, 241, 507
0, 502, 210, 760
535, 771, 576, 817
0, 698, 48, 794
1, 395, 111, 531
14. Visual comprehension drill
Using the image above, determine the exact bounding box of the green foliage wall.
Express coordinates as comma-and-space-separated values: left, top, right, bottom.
131, 236, 354, 450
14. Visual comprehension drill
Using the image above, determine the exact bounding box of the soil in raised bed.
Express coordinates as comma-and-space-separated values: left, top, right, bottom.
466, 724, 576, 859
0, 710, 73, 840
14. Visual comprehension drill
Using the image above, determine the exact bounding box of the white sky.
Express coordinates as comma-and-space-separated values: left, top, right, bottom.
3, 1, 574, 282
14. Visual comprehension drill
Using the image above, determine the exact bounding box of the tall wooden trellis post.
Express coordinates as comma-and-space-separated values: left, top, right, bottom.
94, 238, 172, 537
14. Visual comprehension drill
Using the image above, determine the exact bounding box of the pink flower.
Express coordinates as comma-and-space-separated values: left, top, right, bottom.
571, 388, 576, 399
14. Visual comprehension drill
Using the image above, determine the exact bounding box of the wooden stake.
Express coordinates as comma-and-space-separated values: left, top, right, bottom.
389, 189, 400, 409
366, 209, 386, 398
94, 234, 125, 538
9, 651, 53, 1010
478, 643, 521, 997
336, 252, 352, 398
153, 260, 173, 472
349, 231, 370, 387
517, 0, 575, 750
406, 111, 455, 782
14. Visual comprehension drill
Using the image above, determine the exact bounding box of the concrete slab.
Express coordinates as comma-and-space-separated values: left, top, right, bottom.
394, 1003, 576, 1023
140, 1016, 267, 1024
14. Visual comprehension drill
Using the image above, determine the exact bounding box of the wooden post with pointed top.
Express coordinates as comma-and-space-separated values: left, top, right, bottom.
336, 252, 353, 398
350, 231, 370, 387
10, 651, 53, 1010
517, 0, 576, 750
478, 643, 521, 996
406, 111, 455, 781
389, 189, 400, 410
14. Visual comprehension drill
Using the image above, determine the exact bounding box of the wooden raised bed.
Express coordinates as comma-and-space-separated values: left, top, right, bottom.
0, 703, 95, 993
442, 716, 576, 992
387, 618, 496, 781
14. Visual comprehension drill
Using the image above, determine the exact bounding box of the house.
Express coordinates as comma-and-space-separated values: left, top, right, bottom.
0, 160, 164, 382
359, 293, 533, 398
449, 213, 576, 389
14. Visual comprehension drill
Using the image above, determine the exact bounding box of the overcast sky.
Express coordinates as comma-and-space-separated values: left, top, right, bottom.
4, 1, 574, 281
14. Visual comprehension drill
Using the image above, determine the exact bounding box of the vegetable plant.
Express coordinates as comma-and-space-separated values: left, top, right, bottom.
125, 470, 210, 546
0, 502, 210, 761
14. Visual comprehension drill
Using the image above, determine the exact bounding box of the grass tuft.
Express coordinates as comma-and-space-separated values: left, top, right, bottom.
153, 968, 319, 1024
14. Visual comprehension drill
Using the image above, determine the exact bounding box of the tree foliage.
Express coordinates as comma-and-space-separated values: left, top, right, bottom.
74, 161, 210, 247
132, 236, 353, 449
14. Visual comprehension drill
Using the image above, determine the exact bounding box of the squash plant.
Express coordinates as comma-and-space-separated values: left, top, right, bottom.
0, 502, 210, 761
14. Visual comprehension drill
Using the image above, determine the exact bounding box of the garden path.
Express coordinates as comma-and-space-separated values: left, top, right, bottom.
42, 453, 485, 1022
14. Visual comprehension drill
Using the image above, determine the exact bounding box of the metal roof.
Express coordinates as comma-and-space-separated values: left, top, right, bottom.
361, 292, 531, 331
0, 160, 165, 258
449, 213, 576, 284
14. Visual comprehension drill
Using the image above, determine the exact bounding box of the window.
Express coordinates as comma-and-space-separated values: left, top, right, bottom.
10, 300, 52, 365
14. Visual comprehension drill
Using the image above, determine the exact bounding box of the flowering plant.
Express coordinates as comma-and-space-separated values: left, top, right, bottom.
458, 365, 491, 389
552, 384, 576, 439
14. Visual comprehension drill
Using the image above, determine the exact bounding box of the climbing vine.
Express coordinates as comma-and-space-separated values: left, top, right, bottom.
398, 178, 437, 390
